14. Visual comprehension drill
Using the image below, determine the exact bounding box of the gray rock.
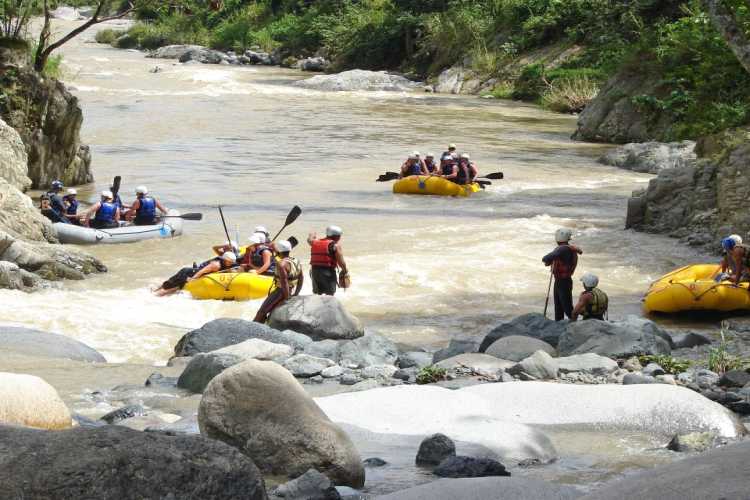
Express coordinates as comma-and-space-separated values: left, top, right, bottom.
667, 431, 719, 453
433, 456, 510, 478
643, 363, 666, 377
599, 141, 696, 174
375, 477, 581, 500
348, 379, 381, 392
147, 44, 206, 60
100, 404, 146, 424
212, 338, 294, 362
340, 373, 360, 386
177, 352, 243, 393
293, 70, 420, 92
398, 351, 433, 369
361, 364, 398, 380
174, 318, 311, 357
508, 351, 558, 380
305, 339, 342, 362
0, 425, 267, 499
283, 354, 336, 378
271, 469, 340, 500
480, 313, 566, 351
0, 326, 105, 362
297, 57, 328, 72
672, 332, 712, 349
433, 339, 479, 363
434, 353, 515, 375
485, 335, 556, 362
363, 458, 387, 467
199, 360, 364, 487
558, 317, 672, 357
579, 440, 750, 500
321, 365, 344, 378
393, 368, 416, 381
145, 372, 178, 388
696, 369, 720, 389
557, 353, 618, 375
178, 47, 228, 64
622, 373, 659, 385
416, 433, 456, 465
339, 334, 398, 369
435, 65, 465, 94
244, 50, 273, 65
269, 295, 364, 341
719, 369, 750, 387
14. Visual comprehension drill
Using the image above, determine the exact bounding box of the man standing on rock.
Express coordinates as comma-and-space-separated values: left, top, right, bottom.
254, 240, 303, 323
572, 273, 608, 321
542, 228, 583, 321
308, 225, 349, 295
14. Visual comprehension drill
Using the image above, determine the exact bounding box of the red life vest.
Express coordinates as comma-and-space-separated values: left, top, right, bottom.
310, 238, 336, 268
552, 244, 578, 279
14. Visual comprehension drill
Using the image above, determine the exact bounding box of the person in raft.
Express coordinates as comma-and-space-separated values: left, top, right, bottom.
716, 235, 743, 282
400, 152, 427, 178
39, 194, 69, 224
542, 228, 583, 321
308, 225, 349, 295
212, 240, 239, 256
439, 153, 459, 183
84, 190, 120, 229
424, 152, 438, 173
154, 251, 237, 296
62, 188, 82, 225
254, 240, 303, 323
571, 272, 608, 321
241, 233, 276, 276
728, 237, 750, 285
457, 153, 478, 185
125, 186, 168, 225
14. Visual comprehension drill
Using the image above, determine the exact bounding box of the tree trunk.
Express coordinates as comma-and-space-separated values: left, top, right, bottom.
703, 0, 750, 75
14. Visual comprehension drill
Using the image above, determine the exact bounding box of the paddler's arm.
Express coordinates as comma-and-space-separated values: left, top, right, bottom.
156, 199, 168, 214
84, 202, 101, 224
571, 292, 591, 322
124, 199, 139, 220
733, 248, 744, 285
189, 260, 220, 281
294, 271, 304, 296
335, 243, 348, 276
307, 233, 317, 246
254, 250, 273, 275
278, 261, 291, 300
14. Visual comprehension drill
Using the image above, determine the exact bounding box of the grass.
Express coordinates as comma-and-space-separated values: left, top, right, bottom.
706, 324, 749, 374
416, 365, 447, 385
637, 355, 691, 375
541, 75, 600, 113
95, 29, 123, 45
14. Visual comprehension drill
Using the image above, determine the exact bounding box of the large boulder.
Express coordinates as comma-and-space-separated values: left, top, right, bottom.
177, 352, 243, 393
269, 295, 364, 340
213, 338, 294, 361
598, 141, 696, 174
434, 353, 515, 375
375, 477, 581, 500
199, 360, 364, 487
305, 339, 342, 362
297, 57, 328, 72
0, 326, 105, 362
0, 373, 71, 429
0, 117, 31, 191
433, 456, 509, 479
316, 385, 558, 462
579, 440, 750, 500
435, 65, 465, 94
271, 469, 340, 500
339, 334, 398, 369
416, 433, 456, 465
283, 354, 336, 377
398, 351, 433, 369
433, 339, 479, 363
479, 313, 566, 351
147, 44, 207, 60
174, 318, 311, 357
557, 317, 672, 357
508, 351, 558, 380
293, 70, 421, 92
461, 382, 744, 438
0, 425, 268, 499
178, 47, 229, 64
556, 353, 619, 376
485, 336, 556, 362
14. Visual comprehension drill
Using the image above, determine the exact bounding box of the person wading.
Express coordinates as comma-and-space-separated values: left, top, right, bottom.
254, 240, 303, 323
308, 225, 349, 295
154, 251, 237, 296
542, 228, 583, 321
572, 272, 608, 321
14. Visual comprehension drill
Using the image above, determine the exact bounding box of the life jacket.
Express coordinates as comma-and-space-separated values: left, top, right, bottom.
425, 160, 437, 173
456, 163, 470, 185
274, 257, 302, 291
94, 201, 117, 224
250, 245, 276, 274
310, 238, 336, 268
406, 163, 422, 176
552, 244, 578, 279
136, 196, 156, 221
47, 192, 65, 214
441, 163, 455, 176
583, 288, 608, 319
63, 196, 78, 215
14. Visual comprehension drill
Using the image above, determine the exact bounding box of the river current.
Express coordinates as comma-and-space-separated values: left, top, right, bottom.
2, 21, 709, 365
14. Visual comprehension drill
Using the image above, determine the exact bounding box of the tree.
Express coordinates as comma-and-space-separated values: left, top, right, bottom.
1, 0, 36, 39
703, 0, 750, 75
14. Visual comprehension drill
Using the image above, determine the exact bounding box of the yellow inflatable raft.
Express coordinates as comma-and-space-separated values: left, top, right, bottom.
643, 264, 750, 313
393, 176, 481, 197
184, 272, 274, 301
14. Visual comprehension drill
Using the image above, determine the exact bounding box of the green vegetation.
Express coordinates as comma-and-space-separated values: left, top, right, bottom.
416, 365, 447, 385
94, 28, 123, 45
638, 355, 691, 375
707, 324, 750, 374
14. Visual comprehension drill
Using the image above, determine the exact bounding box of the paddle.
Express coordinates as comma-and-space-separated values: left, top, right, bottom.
288, 236, 299, 248
376, 171, 401, 182
111, 176, 121, 197
217, 206, 233, 250
543, 271, 553, 318
476, 180, 492, 188
271, 205, 302, 242
161, 212, 203, 221
481, 172, 504, 180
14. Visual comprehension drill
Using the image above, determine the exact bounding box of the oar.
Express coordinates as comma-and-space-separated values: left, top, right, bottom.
288, 236, 298, 248
271, 205, 302, 242
481, 172, 504, 180
217, 206, 233, 249
376, 171, 401, 182
111, 175, 121, 197
543, 271, 553, 318
161, 212, 203, 221
476, 180, 492, 188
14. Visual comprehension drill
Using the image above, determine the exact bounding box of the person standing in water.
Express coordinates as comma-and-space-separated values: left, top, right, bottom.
571, 273, 608, 321
254, 240, 303, 323
308, 225, 349, 295
542, 228, 583, 321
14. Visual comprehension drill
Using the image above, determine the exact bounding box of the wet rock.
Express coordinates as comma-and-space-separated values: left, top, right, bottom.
434, 353, 515, 375
579, 440, 750, 500
0, 373, 72, 430
174, 318, 311, 357
375, 477, 580, 500
269, 295, 364, 341
719, 369, 750, 388
480, 313, 566, 351
728, 401, 750, 414
322, 365, 344, 378
416, 433, 456, 465
213, 338, 294, 361
432, 339, 479, 363
244, 50, 273, 65
622, 356, 643, 372
100, 404, 146, 424
643, 363, 666, 377
0, 326, 105, 362
297, 57, 328, 72
339, 334, 398, 368
557, 353, 618, 376
622, 373, 659, 385
398, 351, 433, 369
340, 373, 361, 386
283, 354, 336, 378
435, 65, 465, 94
178, 47, 228, 64
0, 425, 267, 499
599, 141, 696, 174
199, 360, 364, 487
363, 458, 387, 467
145, 372, 178, 388
508, 351, 558, 380
305, 339, 342, 362
485, 335, 556, 362
558, 316, 672, 357
667, 431, 719, 453
696, 369, 720, 389
293, 70, 420, 92
672, 332, 712, 349
433, 456, 510, 478
271, 469, 340, 500
361, 364, 398, 380
177, 352, 243, 393
148, 44, 206, 60
393, 368, 416, 381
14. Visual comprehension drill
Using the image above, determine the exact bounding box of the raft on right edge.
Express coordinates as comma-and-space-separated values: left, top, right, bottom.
643, 264, 750, 313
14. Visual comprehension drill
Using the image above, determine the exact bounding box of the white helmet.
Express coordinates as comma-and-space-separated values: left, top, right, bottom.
555, 228, 572, 243
248, 233, 265, 245
460, 153, 470, 160
581, 272, 599, 289
408, 154, 418, 160
222, 251, 237, 263
66, 188, 77, 195
448, 143, 457, 149
101, 190, 113, 199
254, 225, 269, 235
135, 185, 148, 195
412, 151, 420, 157
326, 225, 343, 237
730, 234, 743, 245
275, 240, 292, 253
426, 152, 435, 158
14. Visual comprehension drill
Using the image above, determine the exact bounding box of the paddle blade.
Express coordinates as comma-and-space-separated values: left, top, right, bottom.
285, 206, 302, 226
177, 212, 202, 221
288, 236, 299, 248
483, 172, 504, 180
377, 172, 400, 182
111, 176, 122, 196
477, 180, 492, 187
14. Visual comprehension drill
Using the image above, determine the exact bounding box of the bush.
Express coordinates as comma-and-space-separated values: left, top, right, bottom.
541, 75, 599, 113
94, 29, 122, 45
210, 4, 269, 51
416, 365, 447, 385
637, 355, 691, 375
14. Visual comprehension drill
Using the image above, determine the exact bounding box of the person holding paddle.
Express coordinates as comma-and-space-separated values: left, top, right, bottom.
308, 225, 349, 295
542, 228, 583, 321
254, 240, 303, 323
400, 153, 427, 178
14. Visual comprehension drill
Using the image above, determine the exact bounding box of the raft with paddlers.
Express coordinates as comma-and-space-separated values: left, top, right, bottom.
377, 171, 503, 197
53, 209, 190, 244
643, 264, 750, 313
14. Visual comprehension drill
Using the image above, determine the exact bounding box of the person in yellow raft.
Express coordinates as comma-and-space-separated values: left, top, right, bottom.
254, 240, 303, 323
717, 234, 745, 283
154, 251, 237, 296
571, 272, 609, 321
400, 152, 428, 178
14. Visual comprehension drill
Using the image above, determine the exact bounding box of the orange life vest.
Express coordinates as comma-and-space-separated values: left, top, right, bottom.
310, 238, 336, 268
